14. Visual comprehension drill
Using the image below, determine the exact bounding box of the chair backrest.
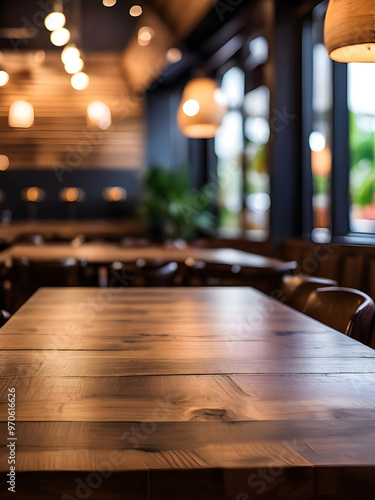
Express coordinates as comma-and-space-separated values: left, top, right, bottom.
302, 287, 375, 346
183, 260, 239, 286
109, 260, 179, 287
286, 276, 338, 311
13, 234, 44, 245
135, 260, 179, 286
282, 274, 338, 302
31, 258, 79, 287
13, 258, 80, 297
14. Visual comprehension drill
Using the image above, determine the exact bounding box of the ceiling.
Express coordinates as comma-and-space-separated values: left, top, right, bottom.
0, 0, 214, 52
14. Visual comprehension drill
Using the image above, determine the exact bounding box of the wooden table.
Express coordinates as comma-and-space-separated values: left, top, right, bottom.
1, 287, 375, 499
0, 220, 142, 241
0, 242, 296, 294
0, 242, 294, 271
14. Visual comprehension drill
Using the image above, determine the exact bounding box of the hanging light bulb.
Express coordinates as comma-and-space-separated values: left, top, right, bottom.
61, 45, 80, 64
64, 58, 84, 74
324, 0, 375, 62
44, 11, 66, 31
177, 78, 227, 138
71, 72, 89, 90
50, 27, 70, 47
129, 5, 143, 17
166, 48, 182, 64
0, 70, 9, 87
137, 27, 155, 46
0, 155, 10, 171
8, 101, 34, 128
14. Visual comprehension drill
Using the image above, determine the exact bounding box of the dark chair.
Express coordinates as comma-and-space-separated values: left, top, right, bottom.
302, 287, 375, 346
109, 260, 179, 287
0, 309, 11, 327
43, 233, 74, 244
283, 275, 338, 311
0, 277, 13, 313
184, 260, 237, 286
12, 258, 80, 301
119, 237, 151, 247
13, 234, 44, 245
183, 260, 288, 295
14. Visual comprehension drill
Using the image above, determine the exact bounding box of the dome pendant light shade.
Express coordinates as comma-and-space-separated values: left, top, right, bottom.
324, 0, 375, 62
177, 78, 226, 138
8, 101, 34, 128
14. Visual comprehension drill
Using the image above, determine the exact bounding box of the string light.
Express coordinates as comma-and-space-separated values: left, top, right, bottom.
71, 72, 89, 90
129, 5, 142, 17
44, 12, 66, 31
0, 70, 9, 87
61, 45, 80, 64
138, 26, 154, 46
50, 27, 70, 46
64, 58, 84, 74
103, 0, 117, 6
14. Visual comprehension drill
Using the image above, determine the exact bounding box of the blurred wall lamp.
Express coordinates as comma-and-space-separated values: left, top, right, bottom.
324, 0, 375, 62
8, 101, 34, 128
21, 187, 45, 220
177, 77, 226, 138
0, 70, 9, 87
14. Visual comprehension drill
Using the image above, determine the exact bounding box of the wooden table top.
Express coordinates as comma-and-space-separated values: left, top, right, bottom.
1, 287, 375, 499
0, 242, 296, 272
0, 220, 141, 239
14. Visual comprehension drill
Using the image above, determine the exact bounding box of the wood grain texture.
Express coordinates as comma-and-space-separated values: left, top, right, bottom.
1, 287, 375, 498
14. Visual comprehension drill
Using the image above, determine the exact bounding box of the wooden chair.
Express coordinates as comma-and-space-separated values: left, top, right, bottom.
283, 275, 338, 311
302, 287, 375, 346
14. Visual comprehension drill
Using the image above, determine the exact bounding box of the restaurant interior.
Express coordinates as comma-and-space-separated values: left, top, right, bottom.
1, 0, 375, 498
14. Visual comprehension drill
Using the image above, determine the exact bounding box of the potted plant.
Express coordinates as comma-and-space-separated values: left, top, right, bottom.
139, 166, 216, 242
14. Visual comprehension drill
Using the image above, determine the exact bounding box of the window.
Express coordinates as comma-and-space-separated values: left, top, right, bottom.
309, 3, 333, 242
215, 67, 245, 232
348, 63, 375, 233
214, 36, 271, 241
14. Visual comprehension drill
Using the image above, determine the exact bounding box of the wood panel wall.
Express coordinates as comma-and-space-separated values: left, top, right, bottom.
0, 51, 145, 170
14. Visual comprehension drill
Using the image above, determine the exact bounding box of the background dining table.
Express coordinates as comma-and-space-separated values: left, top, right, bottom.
0, 241, 295, 270
1, 286, 375, 499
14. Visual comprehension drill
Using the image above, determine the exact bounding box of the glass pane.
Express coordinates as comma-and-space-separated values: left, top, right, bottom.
311, 36, 333, 241
348, 63, 375, 233
215, 68, 245, 230
243, 86, 270, 238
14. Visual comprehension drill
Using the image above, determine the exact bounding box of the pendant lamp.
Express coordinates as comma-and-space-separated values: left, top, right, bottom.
324, 0, 375, 62
177, 78, 226, 138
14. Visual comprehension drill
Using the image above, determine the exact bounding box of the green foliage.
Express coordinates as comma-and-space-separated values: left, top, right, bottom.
352, 172, 375, 207
139, 166, 216, 241
349, 111, 375, 207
